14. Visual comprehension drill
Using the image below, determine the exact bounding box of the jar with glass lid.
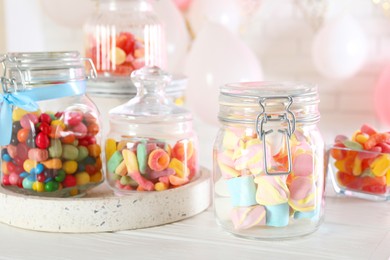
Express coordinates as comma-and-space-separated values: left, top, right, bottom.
0, 52, 103, 197
105, 66, 198, 193
84, 0, 165, 80
213, 82, 325, 239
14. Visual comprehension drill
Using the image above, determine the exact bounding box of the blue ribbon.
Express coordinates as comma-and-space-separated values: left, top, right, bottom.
0, 81, 87, 146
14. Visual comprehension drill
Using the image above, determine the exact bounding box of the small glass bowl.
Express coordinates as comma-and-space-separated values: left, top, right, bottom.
328, 146, 390, 201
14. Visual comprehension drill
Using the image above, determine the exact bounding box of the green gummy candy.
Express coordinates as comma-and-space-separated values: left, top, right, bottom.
343, 140, 363, 150
137, 143, 147, 174
108, 151, 123, 173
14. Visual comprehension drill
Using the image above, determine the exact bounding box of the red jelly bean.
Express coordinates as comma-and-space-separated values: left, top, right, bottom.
2, 175, 10, 186
360, 124, 377, 136
39, 113, 52, 125
16, 143, 29, 161
85, 164, 96, 175
65, 111, 83, 126
13, 156, 24, 166
55, 112, 63, 119
35, 132, 50, 149
71, 122, 88, 139
7, 162, 16, 173
36, 173, 46, 182
63, 175, 77, 187
38, 122, 51, 135
364, 133, 390, 150
87, 123, 99, 136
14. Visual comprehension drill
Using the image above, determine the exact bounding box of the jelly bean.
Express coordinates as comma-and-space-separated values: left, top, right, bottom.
75, 171, 90, 185
83, 156, 96, 165
48, 139, 63, 158
354, 133, 369, 145
9, 173, 20, 185
62, 144, 79, 161
2, 162, 9, 175
39, 113, 52, 125
377, 142, 390, 153
84, 112, 97, 124
76, 146, 89, 161
61, 134, 76, 144
71, 122, 88, 139
6, 145, 17, 159
36, 173, 46, 182
35, 132, 50, 149
55, 169, 66, 182
87, 144, 101, 158
20, 113, 39, 129
27, 174, 37, 182
95, 157, 102, 170
105, 138, 117, 161
63, 160, 78, 174
2, 175, 10, 185
63, 175, 77, 187
14, 165, 24, 174
32, 181, 45, 192
87, 123, 99, 136
54, 111, 63, 119
2, 153, 11, 162
30, 164, 44, 175
64, 111, 83, 126
22, 178, 34, 189
16, 143, 29, 161
44, 181, 56, 192
78, 163, 86, 172
51, 119, 66, 129
19, 172, 29, 178
49, 125, 63, 139
90, 171, 102, 183
28, 148, 49, 162
16, 128, 30, 143
42, 158, 62, 170
69, 188, 79, 196
38, 122, 51, 135
23, 159, 37, 173
85, 164, 97, 175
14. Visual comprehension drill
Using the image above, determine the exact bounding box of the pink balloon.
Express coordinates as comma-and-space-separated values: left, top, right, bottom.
172, 0, 192, 12
374, 64, 390, 126
185, 22, 263, 126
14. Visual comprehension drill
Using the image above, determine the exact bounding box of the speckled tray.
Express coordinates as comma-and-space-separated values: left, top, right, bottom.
0, 168, 210, 233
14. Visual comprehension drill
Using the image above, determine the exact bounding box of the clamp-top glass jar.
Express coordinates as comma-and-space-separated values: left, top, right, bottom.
213, 82, 325, 239
105, 66, 198, 193
0, 52, 104, 197
84, 0, 165, 79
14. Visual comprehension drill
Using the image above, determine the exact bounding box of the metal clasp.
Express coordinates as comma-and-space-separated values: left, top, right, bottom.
255, 96, 296, 175
81, 57, 97, 79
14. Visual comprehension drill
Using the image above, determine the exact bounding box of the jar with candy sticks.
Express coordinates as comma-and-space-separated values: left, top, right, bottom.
84, 0, 165, 80
213, 82, 325, 239
0, 52, 104, 197
105, 66, 198, 193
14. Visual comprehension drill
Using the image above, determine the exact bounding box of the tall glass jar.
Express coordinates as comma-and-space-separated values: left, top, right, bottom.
0, 52, 104, 197
84, 0, 165, 79
105, 66, 199, 193
213, 82, 325, 239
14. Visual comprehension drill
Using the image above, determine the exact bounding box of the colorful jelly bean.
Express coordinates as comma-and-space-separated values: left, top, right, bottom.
1, 109, 103, 196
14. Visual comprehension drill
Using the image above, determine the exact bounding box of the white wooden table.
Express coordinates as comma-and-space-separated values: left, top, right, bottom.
0, 122, 389, 260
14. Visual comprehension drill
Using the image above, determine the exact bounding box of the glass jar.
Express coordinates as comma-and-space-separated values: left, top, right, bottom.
105, 66, 198, 193
0, 51, 104, 197
213, 82, 325, 239
84, 0, 165, 80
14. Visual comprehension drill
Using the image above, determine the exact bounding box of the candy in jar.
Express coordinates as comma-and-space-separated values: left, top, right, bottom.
84, 0, 165, 78
213, 82, 325, 239
105, 66, 198, 193
0, 52, 104, 197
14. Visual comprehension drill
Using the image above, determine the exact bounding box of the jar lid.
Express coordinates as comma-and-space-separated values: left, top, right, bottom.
86, 74, 187, 99
109, 66, 191, 123
219, 82, 320, 124
1, 51, 95, 90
